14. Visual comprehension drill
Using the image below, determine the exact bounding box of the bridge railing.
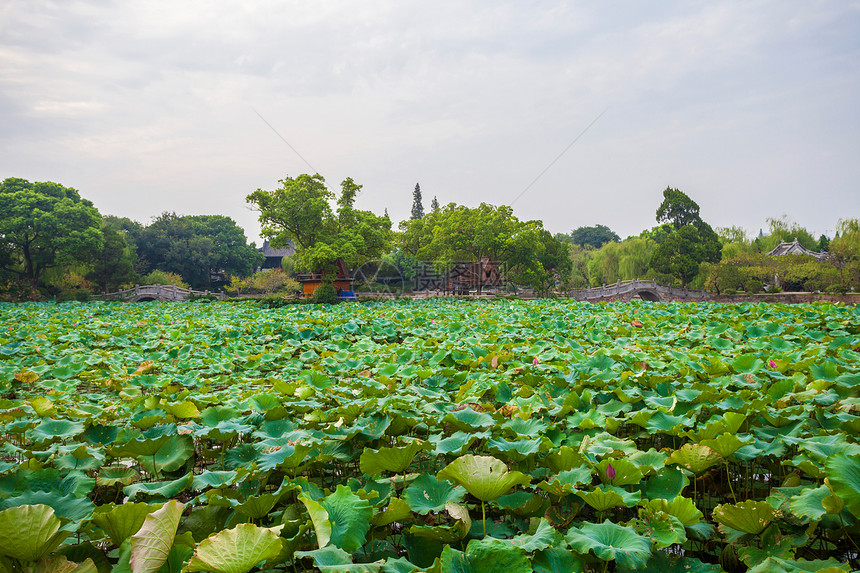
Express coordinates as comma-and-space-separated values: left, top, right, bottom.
569, 279, 709, 301
94, 284, 224, 301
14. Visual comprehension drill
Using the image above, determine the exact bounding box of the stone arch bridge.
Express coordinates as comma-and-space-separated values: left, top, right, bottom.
569, 279, 711, 303
95, 284, 225, 302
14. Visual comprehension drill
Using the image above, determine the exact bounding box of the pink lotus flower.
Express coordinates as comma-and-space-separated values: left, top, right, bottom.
769, 360, 777, 368
532, 357, 539, 365
606, 463, 616, 480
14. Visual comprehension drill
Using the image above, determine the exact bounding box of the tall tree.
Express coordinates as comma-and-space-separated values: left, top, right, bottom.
656, 187, 701, 229
0, 177, 103, 296
87, 224, 138, 293
411, 183, 424, 220
430, 196, 440, 212
247, 174, 392, 275
567, 224, 620, 248
650, 187, 721, 286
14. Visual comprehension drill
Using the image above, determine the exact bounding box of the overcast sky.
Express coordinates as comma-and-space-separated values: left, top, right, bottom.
2, 1, 858, 244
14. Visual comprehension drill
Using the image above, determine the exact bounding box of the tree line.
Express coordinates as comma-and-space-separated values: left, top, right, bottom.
0, 178, 262, 301
2, 175, 858, 301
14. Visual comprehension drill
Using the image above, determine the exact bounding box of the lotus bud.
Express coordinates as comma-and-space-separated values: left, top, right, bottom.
606, 463, 616, 480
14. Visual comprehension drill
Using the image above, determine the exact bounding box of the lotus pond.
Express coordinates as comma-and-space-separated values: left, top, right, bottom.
0, 299, 859, 573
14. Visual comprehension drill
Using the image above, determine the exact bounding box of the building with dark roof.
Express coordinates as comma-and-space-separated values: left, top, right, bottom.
259, 239, 295, 269
766, 239, 828, 262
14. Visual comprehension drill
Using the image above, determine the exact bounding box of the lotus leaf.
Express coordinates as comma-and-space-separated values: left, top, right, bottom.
565, 520, 652, 569
0, 504, 69, 562
665, 443, 722, 474
359, 441, 425, 476
321, 485, 373, 553
503, 518, 561, 552
184, 523, 285, 573
130, 500, 184, 573
713, 500, 776, 534
746, 556, 850, 573
633, 505, 686, 549
436, 455, 530, 502
403, 473, 467, 515
91, 503, 159, 546
825, 453, 860, 517
370, 497, 412, 527
531, 546, 585, 573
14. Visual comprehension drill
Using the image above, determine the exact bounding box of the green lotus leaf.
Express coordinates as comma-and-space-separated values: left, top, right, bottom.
124, 473, 192, 500
184, 523, 285, 573
643, 467, 689, 501
595, 458, 643, 486
732, 354, 764, 374
0, 491, 94, 529
825, 453, 860, 517
130, 500, 184, 573
299, 495, 331, 549
191, 470, 238, 491
53, 444, 105, 471
0, 504, 70, 562
26, 419, 85, 444
531, 546, 585, 573
789, 485, 839, 521
464, 537, 531, 573
256, 443, 312, 471
713, 500, 776, 534
643, 496, 703, 527
91, 502, 159, 546
26, 555, 98, 573
745, 556, 850, 573
322, 484, 373, 553
97, 466, 138, 487
381, 556, 423, 573
403, 473, 467, 514
295, 546, 384, 572
565, 520, 652, 569
436, 455, 530, 502
223, 443, 261, 469
496, 491, 549, 517
699, 432, 754, 458
370, 497, 412, 527
536, 466, 594, 496
442, 408, 495, 432
359, 441, 425, 476
665, 443, 722, 474
232, 491, 283, 520
544, 446, 588, 473
136, 434, 194, 476
429, 431, 482, 456
576, 486, 639, 511
628, 448, 667, 475
633, 505, 687, 549
502, 518, 561, 552
486, 436, 543, 462
112, 435, 170, 458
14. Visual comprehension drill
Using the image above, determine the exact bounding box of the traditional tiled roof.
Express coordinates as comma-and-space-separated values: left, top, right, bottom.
259, 239, 295, 258
766, 240, 827, 261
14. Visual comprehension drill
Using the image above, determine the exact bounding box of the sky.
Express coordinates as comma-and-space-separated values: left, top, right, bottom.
2, 1, 859, 245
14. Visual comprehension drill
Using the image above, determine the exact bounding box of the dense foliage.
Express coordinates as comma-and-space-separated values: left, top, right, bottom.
247, 174, 393, 275
0, 299, 858, 572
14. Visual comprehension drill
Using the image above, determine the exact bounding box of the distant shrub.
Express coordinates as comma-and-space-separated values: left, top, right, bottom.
142, 270, 189, 289
312, 282, 338, 305
825, 283, 848, 294
723, 288, 737, 295
745, 280, 763, 293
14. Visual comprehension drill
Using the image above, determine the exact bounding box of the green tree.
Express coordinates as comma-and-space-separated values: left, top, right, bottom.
566, 224, 620, 248
87, 224, 138, 293
0, 177, 103, 297
247, 174, 392, 275
411, 183, 424, 220
651, 223, 722, 286
430, 196, 440, 212
137, 213, 262, 289
650, 188, 721, 286
656, 187, 701, 228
